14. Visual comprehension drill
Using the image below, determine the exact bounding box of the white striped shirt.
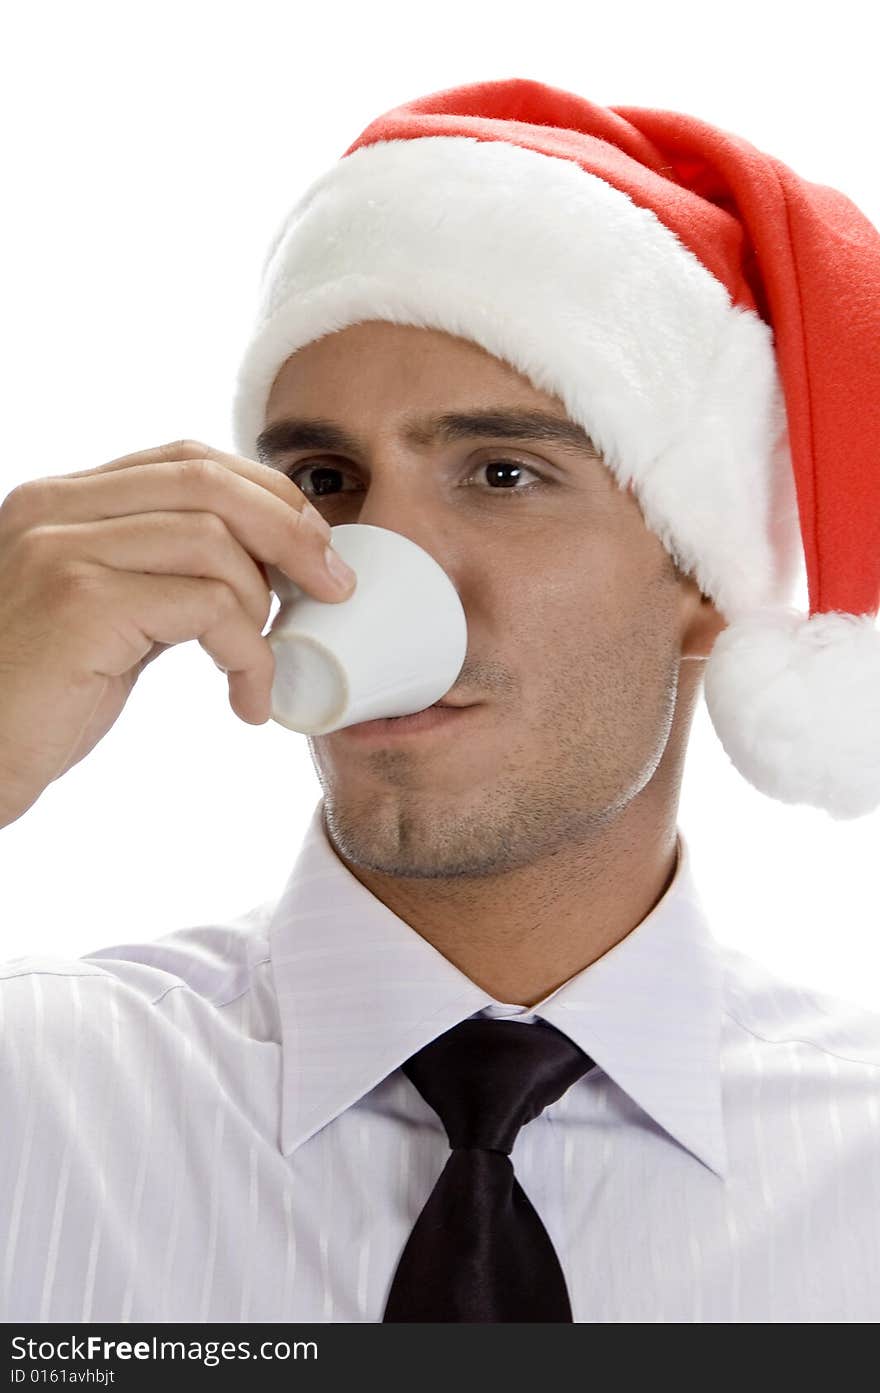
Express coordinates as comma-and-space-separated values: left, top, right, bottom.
2, 796, 879, 1322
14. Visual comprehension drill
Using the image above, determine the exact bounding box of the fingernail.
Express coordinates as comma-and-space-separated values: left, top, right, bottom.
324, 544, 356, 588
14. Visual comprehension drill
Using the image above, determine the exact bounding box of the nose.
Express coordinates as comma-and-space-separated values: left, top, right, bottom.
352, 475, 476, 697
353, 476, 463, 586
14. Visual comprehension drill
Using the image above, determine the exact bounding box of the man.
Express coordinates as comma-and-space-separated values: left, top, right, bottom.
1, 78, 879, 1323
260, 317, 720, 1009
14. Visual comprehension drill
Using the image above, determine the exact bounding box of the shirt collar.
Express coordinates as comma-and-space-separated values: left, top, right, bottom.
268, 798, 728, 1179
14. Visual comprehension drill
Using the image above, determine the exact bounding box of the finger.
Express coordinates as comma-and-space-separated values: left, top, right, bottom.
40, 512, 273, 631
33, 459, 352, 602
85, 568, 274, 719
61, 438, 320, 528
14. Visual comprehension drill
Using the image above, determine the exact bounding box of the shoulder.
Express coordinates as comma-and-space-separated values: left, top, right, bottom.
0, 902, 286, 1171
0, 897, 278, 1040
718, 939, 880, 1070
715, 942, 880, 1265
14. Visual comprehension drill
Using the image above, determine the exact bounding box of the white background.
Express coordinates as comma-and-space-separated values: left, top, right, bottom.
2, 0, 878, 1008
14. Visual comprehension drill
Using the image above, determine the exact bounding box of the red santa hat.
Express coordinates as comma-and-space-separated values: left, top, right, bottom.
231, 77, 880, 821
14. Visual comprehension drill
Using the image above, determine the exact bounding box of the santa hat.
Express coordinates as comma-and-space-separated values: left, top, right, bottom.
230, 77, 880, 821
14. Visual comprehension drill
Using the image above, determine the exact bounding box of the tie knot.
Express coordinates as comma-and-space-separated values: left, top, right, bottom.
400, 1017, 596, 1155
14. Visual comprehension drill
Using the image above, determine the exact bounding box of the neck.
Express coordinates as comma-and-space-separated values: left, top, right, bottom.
325, 799, 681, 1008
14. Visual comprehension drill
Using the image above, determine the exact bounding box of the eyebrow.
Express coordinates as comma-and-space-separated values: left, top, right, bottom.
255, 408, 599, 465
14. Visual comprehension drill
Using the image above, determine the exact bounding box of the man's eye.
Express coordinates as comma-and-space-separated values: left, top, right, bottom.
285, 458, 547, 498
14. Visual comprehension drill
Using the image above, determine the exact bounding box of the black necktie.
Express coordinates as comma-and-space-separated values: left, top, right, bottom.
382, 1016, 597, 1322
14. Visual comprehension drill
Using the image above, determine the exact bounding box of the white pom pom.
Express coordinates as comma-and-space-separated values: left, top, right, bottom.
703, 605, 880, 820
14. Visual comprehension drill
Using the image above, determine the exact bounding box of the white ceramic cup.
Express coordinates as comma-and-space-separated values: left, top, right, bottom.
264, 523, 468, 735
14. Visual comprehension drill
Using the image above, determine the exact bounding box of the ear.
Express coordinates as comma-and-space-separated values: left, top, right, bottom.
679, 578, 729, 661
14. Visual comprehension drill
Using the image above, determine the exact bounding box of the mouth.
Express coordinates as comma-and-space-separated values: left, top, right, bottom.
335, 700, 481, 741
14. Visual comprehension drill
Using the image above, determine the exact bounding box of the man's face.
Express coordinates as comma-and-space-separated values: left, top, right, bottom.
262, 320, 718, 878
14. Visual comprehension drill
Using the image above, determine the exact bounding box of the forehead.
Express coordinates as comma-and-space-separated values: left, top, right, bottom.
268, 319, 560, 407
261, 322, 599, 461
